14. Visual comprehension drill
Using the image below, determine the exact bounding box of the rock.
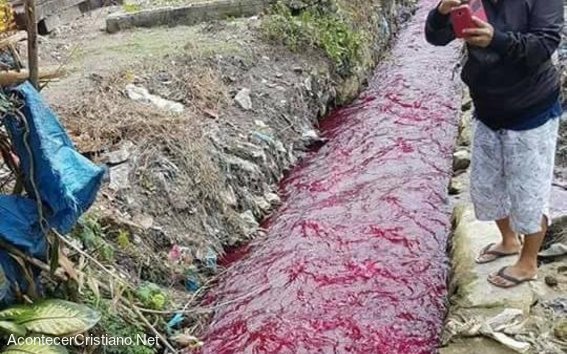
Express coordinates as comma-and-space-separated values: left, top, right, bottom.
264, 192, 281, 206
234, 88, 252, 110
222, 186, 238, 207
239, 210, 259, 235
228, 143, 267, 165
103, 141, 134, 165
170, 333, 203, 348
457, 109, 473, 147
304, 77, 312, 92
554, 320, 567, 340
461, 98, 473, 111
253, 196, 271, 214
449, 177, 465, 195
545, 275, 559, 287
223, 154, 262, 175
301, 129, 320, 144
453, 149, 471, 172
133, 214, 154, 230
125, 84, 184, 113
255, 120, 268, 129
203, 109, 219, 119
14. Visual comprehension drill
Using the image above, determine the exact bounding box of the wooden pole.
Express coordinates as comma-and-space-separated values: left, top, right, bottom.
25, 0, 38, 89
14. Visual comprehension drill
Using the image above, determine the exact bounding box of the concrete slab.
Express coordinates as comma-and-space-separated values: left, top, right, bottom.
451, 204, 535, 313
106, 0, 268, 33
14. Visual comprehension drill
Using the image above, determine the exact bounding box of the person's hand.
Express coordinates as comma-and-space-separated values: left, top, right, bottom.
463, 17, 494, 47
437, 0, 461, 15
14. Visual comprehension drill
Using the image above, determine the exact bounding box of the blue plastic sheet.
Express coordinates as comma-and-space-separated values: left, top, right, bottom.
0, 82, 104, 303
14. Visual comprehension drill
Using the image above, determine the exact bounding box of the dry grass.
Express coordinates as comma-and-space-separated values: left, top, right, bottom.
55, 76, 189, 153
56, 56, 244, 257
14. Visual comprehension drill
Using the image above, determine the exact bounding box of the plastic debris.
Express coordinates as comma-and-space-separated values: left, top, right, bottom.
125, 84, 184, 113
103, 141, 134, 165
445, 309, 531, 353
538, 243, 567, 257
0, 82, 104, 304
185, 270, 200, 292
166, 313, 185, 332
205, 248, 217, 272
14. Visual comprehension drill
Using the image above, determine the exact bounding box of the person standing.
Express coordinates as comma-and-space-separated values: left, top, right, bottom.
425, 0, 564, 288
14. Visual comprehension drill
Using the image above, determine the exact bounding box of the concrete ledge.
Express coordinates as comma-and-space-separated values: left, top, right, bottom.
450, 204, 535, 313
106, 0, 270, 33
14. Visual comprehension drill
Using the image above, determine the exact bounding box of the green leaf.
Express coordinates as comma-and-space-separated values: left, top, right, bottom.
0, 307, 32, 321
2, 343, 68, 354
0, 320, 26, 336
7, 300, 100, 336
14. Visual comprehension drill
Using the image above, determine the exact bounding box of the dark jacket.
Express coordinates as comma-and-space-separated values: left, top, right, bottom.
425, 0, 564, 130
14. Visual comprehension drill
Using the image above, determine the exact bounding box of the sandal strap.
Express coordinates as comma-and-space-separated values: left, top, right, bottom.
497, 267, 524, 285
479, 243, 519, 257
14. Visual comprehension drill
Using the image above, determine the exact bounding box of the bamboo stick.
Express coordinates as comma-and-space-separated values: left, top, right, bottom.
24, 0, 38, 88
0, 67, 64, 86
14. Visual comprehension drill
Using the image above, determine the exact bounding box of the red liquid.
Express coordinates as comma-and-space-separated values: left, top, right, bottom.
200, 1, 461, 352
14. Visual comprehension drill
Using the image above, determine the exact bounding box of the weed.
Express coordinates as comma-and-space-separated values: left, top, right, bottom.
74, 215, 115, 263
116, 230, 131, 250
261, 1, 367, 77
136, 282, 169, 311
86, 295, 156, 354
122, 3, 142, 13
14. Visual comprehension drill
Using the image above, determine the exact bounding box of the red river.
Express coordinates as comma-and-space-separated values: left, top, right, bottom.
201, 1, 461, 352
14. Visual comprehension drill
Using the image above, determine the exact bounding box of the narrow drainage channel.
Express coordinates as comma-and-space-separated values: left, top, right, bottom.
200, 1, 461, 352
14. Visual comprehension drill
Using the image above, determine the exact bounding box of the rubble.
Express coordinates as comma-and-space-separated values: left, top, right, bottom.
234, 88, 252, 110
452, 149, 471, 172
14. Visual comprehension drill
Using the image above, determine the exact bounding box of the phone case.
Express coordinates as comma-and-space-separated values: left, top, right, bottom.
451, 6, 474, 38
469, 0, 488, 22
450, 0, 488, 38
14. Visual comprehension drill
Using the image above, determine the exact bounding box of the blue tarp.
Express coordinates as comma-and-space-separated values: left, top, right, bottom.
0, 82, 104, 303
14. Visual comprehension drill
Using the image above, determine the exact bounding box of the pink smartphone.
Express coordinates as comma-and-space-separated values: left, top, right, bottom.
450, 0, 488, 38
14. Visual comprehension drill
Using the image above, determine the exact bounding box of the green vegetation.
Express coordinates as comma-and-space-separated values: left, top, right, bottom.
136, 282, 169, 311
73, 216, 115, 263
0, 300, 100, 353
262, 1, 368, 77
86, 295, 156, 354
122, 3, 142, 13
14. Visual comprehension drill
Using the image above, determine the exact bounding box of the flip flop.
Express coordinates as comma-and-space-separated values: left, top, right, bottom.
475, 242, 520, 264
488, 266, 537, 289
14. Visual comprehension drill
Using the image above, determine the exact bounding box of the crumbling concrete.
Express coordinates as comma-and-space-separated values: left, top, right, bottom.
106, 0, 270, 33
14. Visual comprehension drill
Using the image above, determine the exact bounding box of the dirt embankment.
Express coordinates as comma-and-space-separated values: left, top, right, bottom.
32, 0, 416, 350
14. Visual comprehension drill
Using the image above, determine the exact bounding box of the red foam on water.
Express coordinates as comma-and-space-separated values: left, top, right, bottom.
199, 1, 461, 352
